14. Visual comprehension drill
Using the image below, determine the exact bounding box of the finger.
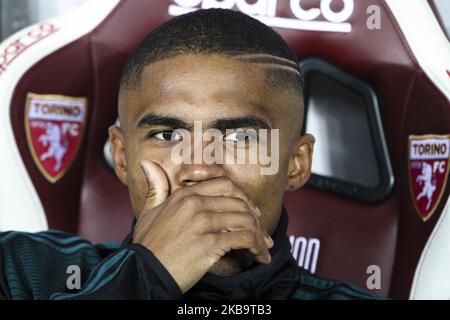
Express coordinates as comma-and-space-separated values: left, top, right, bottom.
176, 177, 261, 217
195, 211, 273, 247
140, 160, 170, 209
209, 230, 272, 264
183, 195, 254, 217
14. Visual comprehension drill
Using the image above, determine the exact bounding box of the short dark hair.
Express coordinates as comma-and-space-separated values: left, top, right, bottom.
120, 8, 303, 94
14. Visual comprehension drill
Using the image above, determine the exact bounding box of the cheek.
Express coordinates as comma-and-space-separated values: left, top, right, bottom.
257, 176, 286, 233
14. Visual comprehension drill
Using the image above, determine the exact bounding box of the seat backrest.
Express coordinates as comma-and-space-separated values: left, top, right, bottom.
0, 0, 449, 299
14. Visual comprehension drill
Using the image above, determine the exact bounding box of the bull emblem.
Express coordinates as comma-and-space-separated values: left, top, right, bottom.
38, 123, 68, 171
416, 162, 437, 211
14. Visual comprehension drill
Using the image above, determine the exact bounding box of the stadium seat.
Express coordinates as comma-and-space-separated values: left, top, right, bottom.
0, 0, 449, 299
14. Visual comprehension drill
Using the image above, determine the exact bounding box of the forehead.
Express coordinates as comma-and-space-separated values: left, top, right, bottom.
122, 54, 293, 126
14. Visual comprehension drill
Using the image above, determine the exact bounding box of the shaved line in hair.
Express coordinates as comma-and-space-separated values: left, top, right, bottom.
233, 53, 302, 93
252, 63, 301, 77
235, 53, 299, 70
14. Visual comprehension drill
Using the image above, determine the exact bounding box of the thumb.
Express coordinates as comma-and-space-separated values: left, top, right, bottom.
140, 160, 169, 209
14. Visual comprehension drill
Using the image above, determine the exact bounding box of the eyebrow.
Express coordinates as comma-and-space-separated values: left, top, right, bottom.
136, 113, 271, 131
137, 114, 191, 129
210, 117, 271, 132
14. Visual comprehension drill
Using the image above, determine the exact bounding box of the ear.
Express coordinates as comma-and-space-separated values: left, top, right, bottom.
285, 134, 315, 191
108, 125, 128, 186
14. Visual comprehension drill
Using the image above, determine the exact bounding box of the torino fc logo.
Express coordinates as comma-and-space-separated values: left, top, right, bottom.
25, 93, 87, 183
409, 135, 450, 221
169, 0, 354, 33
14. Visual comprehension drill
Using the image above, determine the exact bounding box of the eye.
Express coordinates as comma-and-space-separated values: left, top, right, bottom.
224, 130, 257, 143
150, 130, 183, 142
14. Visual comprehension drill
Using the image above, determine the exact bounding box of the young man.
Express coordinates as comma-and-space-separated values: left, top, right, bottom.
0, 9, 381, 300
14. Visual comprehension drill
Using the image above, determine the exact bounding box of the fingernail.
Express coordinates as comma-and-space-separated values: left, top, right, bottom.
264, 234, 273, 248
255, 206, 261, 217
265, 232, 274, 245
140, 162, 149, 177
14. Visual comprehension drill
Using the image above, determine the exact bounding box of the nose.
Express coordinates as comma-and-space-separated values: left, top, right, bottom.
177, 162, 225, 187
175, 137, 226, 187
